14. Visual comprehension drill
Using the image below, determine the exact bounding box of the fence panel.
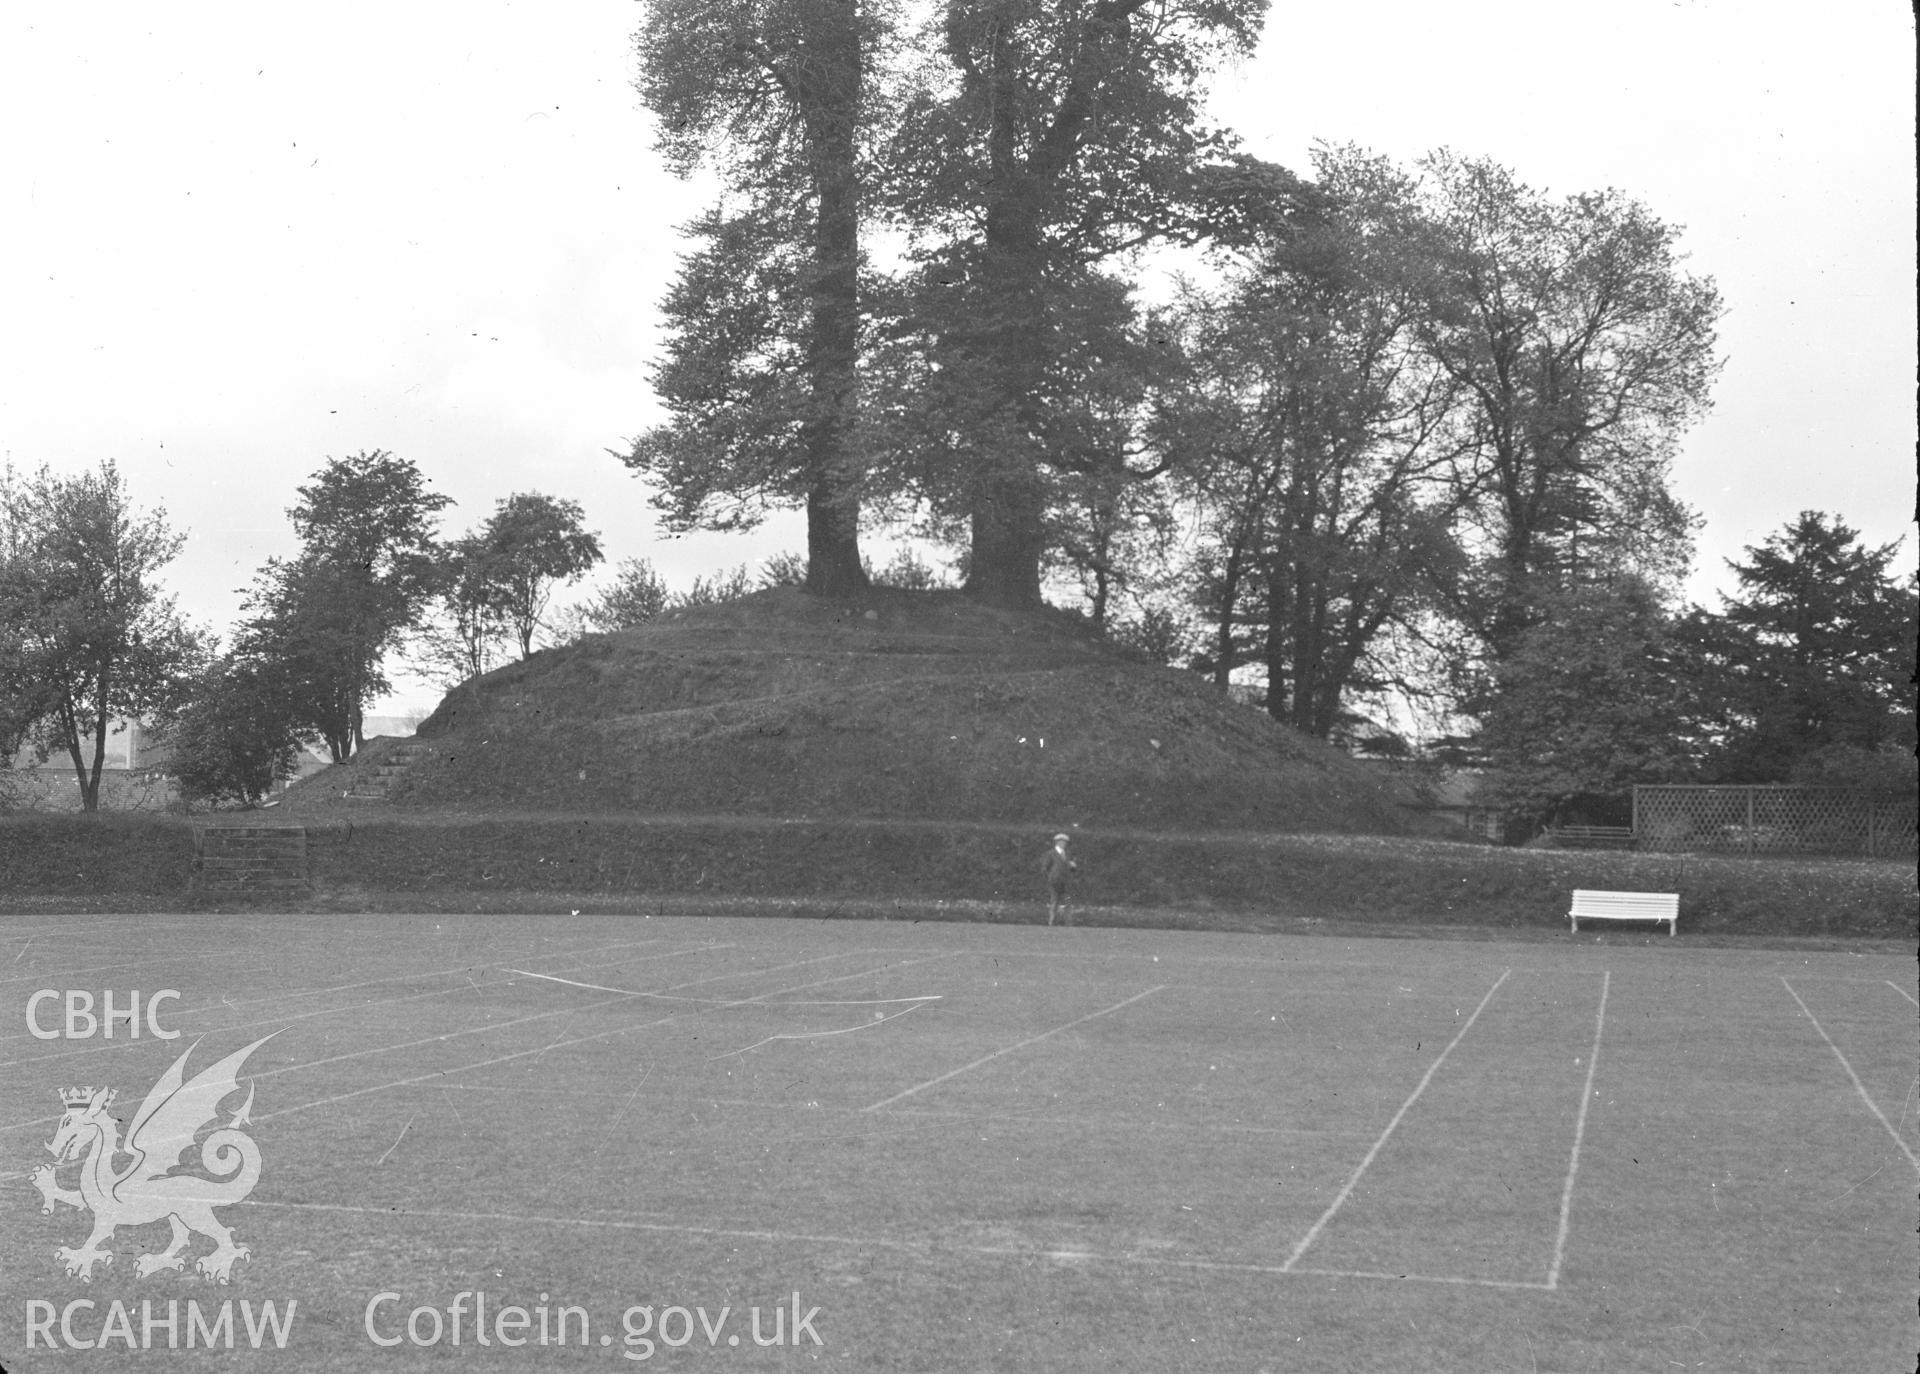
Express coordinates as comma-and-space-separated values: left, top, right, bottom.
1633, 785, 1918, 858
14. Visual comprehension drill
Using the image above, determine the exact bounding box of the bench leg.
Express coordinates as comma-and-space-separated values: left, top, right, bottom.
1570, 916, 1578, 935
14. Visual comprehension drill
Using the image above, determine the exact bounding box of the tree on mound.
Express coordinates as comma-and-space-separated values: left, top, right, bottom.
475, 492, 603, 659
624, 0, 1279, 610
237, 451, 450, 762
876, 0, 1271, 609
624, 0, 878, 596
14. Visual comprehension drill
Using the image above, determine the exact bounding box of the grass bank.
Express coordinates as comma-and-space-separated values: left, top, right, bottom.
308, 818, 1915, 940
0, 813, 196, 904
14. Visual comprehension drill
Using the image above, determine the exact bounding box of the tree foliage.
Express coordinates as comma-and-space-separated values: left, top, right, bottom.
581, 557, 674, 633
1411, 152, 1722, 654
1479, 578, 1706, 823
410, 534, 512, 690
1692, 511, 1916, 783
878, 0, 1269, 607
165, 656, 304, 809
0, 461, 206, 810
626, 0, 881, 593
1165, 148, 1462, 736
237, 451, 450, 763
476, 492, 603, 658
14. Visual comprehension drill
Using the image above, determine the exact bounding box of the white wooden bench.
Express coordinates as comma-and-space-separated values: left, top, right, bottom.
1569, 889, 1678, 936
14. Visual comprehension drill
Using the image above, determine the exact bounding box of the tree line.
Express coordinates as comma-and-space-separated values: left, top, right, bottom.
0, 452, 960, 811
2, 448, 1908, 823
0, 454, 604, 809
619, 0, 1910, 823
3, 1, 1910, 820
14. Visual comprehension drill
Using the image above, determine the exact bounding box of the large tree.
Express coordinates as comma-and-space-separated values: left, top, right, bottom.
1412, 152, 1722, 657
1163, 149, 1463, 738
1691, 511, 1917, 783
0, 461, 206, 810
238, 451, 450, 762
1479, 577, 1707, 824
881, 0, 1269, 607
625, 0, 881, 595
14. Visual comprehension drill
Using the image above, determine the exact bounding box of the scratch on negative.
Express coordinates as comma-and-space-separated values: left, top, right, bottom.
706, 1003, 931, 1062
590, 1065, 652, 1159
1824, 1161, 1889, 1205
12, 939, 29, 963
376, 1115, 416, 1167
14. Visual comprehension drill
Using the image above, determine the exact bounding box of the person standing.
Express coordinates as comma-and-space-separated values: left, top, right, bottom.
1043, 832, 1078, 926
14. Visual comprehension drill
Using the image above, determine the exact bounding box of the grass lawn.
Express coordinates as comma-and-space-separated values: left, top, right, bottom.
0, 912, 1912, 1370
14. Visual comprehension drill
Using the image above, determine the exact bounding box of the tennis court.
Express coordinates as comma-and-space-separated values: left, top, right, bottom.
1, 911, 1912, 1370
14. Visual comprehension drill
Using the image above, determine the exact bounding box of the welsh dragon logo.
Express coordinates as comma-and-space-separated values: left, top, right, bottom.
31, 1035, 274, 1284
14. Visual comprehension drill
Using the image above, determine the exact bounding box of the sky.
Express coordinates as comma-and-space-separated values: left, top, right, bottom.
2, 1, 1914, 714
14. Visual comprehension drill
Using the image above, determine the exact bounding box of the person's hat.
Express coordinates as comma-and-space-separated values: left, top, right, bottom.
1053, 833, 1070, 843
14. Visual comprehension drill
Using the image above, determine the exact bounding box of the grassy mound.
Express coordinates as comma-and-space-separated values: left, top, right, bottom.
289, 587, 1414, 833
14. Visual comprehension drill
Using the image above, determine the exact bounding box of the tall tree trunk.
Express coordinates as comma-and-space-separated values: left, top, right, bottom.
964, 35, 1048, 610
1211, 536, 1249, 691
800, 0, 869, 598
967, 475, 1046, 608
85, 687, 109, 811
56, 698, 98, 812
1263, 554, 1292, 726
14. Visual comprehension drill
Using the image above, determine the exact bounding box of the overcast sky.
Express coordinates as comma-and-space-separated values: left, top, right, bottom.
3, 1, 1913, 712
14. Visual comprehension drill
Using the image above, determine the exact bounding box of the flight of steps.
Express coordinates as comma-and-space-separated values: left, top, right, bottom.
193, 826, 310, 900
346, 741, 430, 801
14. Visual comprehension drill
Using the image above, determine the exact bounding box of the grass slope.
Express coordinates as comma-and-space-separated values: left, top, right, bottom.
309, 587, 1412, 833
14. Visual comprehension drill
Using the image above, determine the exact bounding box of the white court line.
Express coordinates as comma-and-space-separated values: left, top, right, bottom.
226, 950, 876, 1114
1280, 967, 1512, 1272
0, 944, 748, 1133
237, 1199, 1547, 1290
424, 1084, 1371, 1138
0, 944, 729, 1078
202, 935, 683, 1010
505, 964, 939, 1008
862, 986, 1163, 1113
706, 1001, 934, 1060
259, 952, 960, 1123
1545, 969, 1611, 1290
0, 943, 680, 1050
1886, 980, 1918, 1008
1781, 976, 1920, 1177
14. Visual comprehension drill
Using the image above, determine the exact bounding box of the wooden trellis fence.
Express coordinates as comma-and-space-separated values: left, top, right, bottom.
1632, 785, 1918, 858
